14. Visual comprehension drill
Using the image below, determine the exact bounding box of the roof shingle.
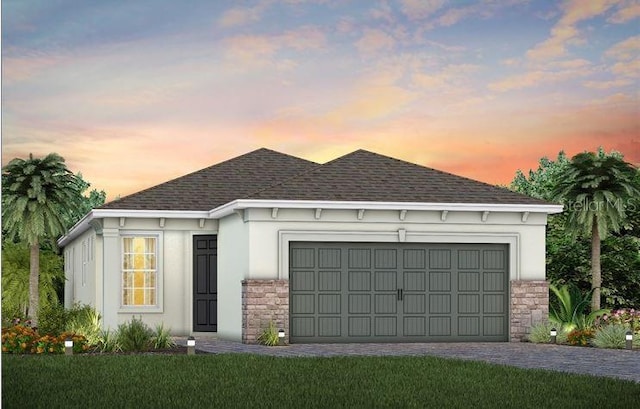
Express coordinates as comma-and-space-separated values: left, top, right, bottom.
101, 148, 551, 210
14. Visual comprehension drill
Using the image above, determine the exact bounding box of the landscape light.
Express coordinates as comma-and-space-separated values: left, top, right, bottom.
550, 328, 557, 344
626, 331, 633, 350
278, 329, 285, 346
65, 338, 73, 356
187, 336, 196, 355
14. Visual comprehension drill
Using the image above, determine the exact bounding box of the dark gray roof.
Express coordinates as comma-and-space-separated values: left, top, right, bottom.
249, 150, 551, 205
101, 148, 318, 211
101, 148, 550, 210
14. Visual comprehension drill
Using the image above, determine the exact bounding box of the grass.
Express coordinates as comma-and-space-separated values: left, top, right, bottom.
3, 354, 639, 408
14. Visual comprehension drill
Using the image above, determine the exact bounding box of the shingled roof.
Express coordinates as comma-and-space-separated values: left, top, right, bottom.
101, 148, 318, 211
101, 148, 550, 211
249, 150, 550, 205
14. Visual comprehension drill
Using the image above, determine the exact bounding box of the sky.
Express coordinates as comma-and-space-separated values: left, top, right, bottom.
2, 0, 639, 200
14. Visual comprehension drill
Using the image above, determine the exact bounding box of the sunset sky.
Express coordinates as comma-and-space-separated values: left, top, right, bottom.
2, 0, 638, 200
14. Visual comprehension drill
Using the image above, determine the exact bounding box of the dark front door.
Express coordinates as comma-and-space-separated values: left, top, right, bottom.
193, 235, 217, 332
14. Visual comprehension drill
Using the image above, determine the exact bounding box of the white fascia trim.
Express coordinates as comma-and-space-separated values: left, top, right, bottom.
209, 199, 563, 218
57, 209, 210, 247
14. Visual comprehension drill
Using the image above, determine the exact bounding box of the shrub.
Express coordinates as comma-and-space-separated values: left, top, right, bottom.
38, 303, 69, 335
1, 321, 89, 354
596, 309, 640, 332
549, 284, 609, 331
566, 328, 595, 346
96, 329, 122, 353
257, 321, 280, 346
528, 321, 568, 344
117, 317, 153, 352
592, 324, 638, 349
66, 304, 102, 346
151, 323, 176, 350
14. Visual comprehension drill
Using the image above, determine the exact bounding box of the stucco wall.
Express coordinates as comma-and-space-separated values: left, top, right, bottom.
65, 217, 217, 334
244, 208, 548, 283
216, 212, 248, 340
63, 228, 97, 309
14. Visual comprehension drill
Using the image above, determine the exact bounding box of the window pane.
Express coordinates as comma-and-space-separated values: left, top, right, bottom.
122, 236, 158, 307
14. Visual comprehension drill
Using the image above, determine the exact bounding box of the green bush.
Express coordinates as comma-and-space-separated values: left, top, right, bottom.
38, 303, 69, 335
66, 304, 102, 346
566, 328, 595, 346
257, 321, 280, 346
592, 324, 640, 349
151, 323, 176, 350
96, 329, 121, 353
528, 321, 568, 344
117, 317, 153, 352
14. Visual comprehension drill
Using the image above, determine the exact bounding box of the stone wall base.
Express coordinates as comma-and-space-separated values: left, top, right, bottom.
241, 279, 289, 344
510, 280, 549, 342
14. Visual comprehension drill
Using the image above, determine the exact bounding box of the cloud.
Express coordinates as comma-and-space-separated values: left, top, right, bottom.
605, 35, 640, 61
608, 0, 640, 22
217, 4, 266, 28
356, 28, 395, 54
399, 0, 446, 20
526, 0, 619, 61
489, 59, 593, 91
583, 78, 633, 89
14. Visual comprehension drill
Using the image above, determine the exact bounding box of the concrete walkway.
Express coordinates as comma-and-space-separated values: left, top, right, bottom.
177, 338, 640, 383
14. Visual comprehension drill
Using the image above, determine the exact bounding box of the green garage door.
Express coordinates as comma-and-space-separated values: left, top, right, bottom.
289, 242, 508, 343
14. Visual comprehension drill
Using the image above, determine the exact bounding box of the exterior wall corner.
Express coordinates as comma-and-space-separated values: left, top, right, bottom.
242, 279, 289, 344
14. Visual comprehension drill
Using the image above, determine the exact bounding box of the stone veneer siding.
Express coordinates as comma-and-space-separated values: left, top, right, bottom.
510, 280, 549, 342
242, 279, 289, 344
241, 279, 547, 343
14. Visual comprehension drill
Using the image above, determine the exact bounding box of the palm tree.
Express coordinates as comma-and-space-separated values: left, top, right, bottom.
2, 153, 83, 326
552, 150, 639, 311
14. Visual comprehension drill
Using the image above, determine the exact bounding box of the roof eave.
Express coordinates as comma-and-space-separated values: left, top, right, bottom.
209, 199, 563, 218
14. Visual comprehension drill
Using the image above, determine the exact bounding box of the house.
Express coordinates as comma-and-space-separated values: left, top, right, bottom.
58, 148, 563, 343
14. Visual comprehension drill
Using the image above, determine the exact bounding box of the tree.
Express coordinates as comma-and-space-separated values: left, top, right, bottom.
551, 150, 639, 311
1, 242, 64, 322
2, 153, 84, 326
510, 150, 640, 309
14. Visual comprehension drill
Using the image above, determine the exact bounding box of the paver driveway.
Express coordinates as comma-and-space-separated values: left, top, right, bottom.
181, 338, 640, 383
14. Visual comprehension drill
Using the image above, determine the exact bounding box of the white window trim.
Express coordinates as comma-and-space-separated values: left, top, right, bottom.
118, 231, 164, 313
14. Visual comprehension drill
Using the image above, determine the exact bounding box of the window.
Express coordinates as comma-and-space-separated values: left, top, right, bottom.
122, 236, 158, 306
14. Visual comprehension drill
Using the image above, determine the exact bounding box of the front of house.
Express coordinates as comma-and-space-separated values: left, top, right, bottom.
59, 148, 562, 343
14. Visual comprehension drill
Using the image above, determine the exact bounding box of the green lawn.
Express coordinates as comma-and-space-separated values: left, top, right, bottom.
3, 354, 638, 408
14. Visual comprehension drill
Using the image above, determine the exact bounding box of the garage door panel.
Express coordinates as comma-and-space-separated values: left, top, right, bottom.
483, 294, 504, 313
291, 294, 315, 314
404, 271, 425, 291
318, 317, 341, 337
458, 250, 480, 269
292, 317, 314, 337
318, 294, 341, 314
458, 294, 480, 314
429, 271, 451, 292
484, 317, 505, 336
291, 271, 314, 291
375, 317, 397, 336
374, 271, 396, 291
429, 294, 451, 314
349, 249, 371, 268
349, 317, 371, 336
375, 249, 397, 269
349, 271, 371, 291
403, 294, 425, 314
484, 272, 505, 291
459, 272, 480, 291
429, 317, 451, 336
375, 294, 397, 314
429, 249, 451, 269
318, 248, 341, 268
290, 242, 508, 343
291, 249, 315, 268
459, 317, 480, 336
483, 250, 505, 269
349, 294, 371, 314
404, 317, 426, 336
318, 271, 340, 291
404, 249, 426, 269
